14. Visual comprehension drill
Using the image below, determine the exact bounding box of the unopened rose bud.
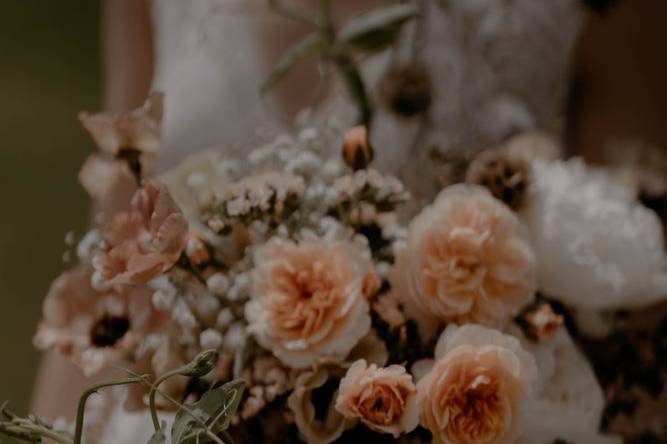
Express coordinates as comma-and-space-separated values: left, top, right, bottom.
181, 349, 218, 378
342, 126, 374, 171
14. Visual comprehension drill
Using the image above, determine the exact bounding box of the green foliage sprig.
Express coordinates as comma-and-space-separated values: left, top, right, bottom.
0, 350, 245, 444
263, 0, 420, 126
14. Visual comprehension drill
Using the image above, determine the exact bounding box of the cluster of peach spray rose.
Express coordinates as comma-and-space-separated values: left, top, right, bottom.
31, 94, 663, 444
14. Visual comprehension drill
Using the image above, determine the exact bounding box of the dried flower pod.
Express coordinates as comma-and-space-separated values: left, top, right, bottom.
520, 303, 564, 341
342, 126, 374, 171
380, 64, 432, 117
466, 146, 531, 210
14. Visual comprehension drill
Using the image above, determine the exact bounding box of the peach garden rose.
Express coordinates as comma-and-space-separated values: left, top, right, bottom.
335, 359, 419, 437
417, 324, 537, 444
245, 236, 374, 368
393, 184, 536, 328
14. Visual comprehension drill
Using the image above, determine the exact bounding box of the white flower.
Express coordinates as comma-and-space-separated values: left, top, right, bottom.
206, 273, 230, 295
517, 329, 622, 444
522, 158, 667, 309
200, 329, 223, 350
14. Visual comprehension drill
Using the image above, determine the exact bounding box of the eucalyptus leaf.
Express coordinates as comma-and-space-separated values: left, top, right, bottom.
171, 380, 245, 444
336, 4, 419, 53
262, 33, 329, 94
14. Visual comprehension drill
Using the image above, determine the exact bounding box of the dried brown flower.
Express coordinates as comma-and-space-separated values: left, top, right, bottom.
521, 303, 564, 342
465, 146, 531, 211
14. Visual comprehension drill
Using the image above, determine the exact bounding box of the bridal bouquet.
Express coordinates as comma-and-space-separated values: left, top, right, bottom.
2, 87, 665, 444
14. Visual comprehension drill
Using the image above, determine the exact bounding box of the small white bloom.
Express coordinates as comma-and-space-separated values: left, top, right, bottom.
173, 300, 197, 329
76, 229, 102, 261
207, 273, 230, 295
216, 308, 235, 329
90, 270, 109, 291
152, 289, 176, 311
224, 322, 247, 351
200, 329, 223, 350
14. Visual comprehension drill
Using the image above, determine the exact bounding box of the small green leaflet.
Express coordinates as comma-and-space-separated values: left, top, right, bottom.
336, 4, 420, 52
147, 422, 167, 444
171, 380, 246, 444
261, 33, 329, 94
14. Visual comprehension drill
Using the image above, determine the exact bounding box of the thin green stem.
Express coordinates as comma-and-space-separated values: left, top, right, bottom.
333, 53, 373, 126
121, 367, 225, 444
73, 377, 145, 444
221, 430, 237, 444
18, 423, 73, 444
269, 0, 318, 27
149, 367, 184, 431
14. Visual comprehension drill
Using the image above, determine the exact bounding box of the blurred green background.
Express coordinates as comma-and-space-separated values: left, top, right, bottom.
0, 1, 100, 415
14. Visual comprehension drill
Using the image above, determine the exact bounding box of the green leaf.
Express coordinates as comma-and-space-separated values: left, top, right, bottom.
147, 425, 167, 444
171, 380, 246, 444
261, 33, 328, 94
335, 4, 420, 53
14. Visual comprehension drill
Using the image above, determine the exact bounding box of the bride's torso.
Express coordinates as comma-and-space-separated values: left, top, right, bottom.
151, 0, 583, 182
151, 0, 387, 172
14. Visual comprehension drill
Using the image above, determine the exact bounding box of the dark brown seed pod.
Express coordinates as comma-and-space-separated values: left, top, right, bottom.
380, 63, 432, 117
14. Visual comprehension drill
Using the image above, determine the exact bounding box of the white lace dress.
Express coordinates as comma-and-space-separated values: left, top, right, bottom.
97, 1, 616, 443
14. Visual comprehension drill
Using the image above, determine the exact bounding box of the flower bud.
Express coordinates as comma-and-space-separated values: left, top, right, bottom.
520, 303, 564, 341
185, 232, 211, 267
181, 349, 218, 378
342, 126, 374, 171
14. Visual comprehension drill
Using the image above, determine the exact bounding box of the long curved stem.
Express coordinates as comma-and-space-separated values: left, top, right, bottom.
73, 377, 145, 444
148, 366, 187, 431
333, 53, 373, 127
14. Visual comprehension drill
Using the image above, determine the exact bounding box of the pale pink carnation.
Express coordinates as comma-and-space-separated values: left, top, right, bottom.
33, 267, 166, 376
336, 359, 419, 437
393, 185, 536, 327
93, 181, 188, 286
78, 91, 163, 157
245, 237, 373, 368
417, 324, 537, 444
